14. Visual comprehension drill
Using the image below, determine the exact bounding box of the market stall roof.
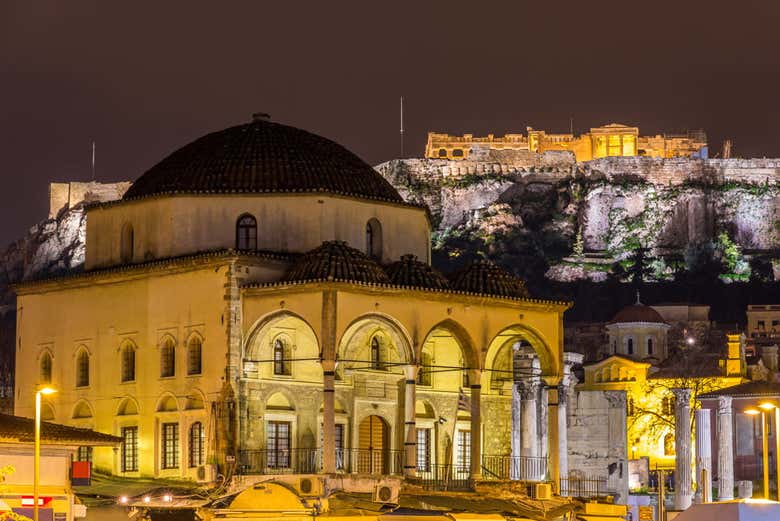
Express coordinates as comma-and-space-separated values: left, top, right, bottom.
672, 499, 780, 521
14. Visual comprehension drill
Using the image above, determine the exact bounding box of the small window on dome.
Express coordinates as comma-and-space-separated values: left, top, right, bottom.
438, 148, 448, 157
365, 218, 382, 260
627, 338, 634, 355
120, 223, 134, 263
452, 149, 464, 157
236, 214, 257, 251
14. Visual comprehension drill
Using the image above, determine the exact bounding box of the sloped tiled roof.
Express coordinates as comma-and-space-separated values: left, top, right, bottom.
282, 241, 390, 284
449, 259, 530, 299
0, 414, 121, 446
699, 380, 780, 399
384, 254, 450, 290
123, 116, 405, 204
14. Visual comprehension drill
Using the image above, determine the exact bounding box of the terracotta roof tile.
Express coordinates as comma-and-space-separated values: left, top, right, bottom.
282, 241, 390, 284
449, 259, 530, 299
0, 414, 121, 445
384, 254, 450, 290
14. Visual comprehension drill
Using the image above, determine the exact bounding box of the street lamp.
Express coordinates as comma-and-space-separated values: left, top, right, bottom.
745, 406, 770, 500
34, 386, 56, 521
758, 402, 780, 501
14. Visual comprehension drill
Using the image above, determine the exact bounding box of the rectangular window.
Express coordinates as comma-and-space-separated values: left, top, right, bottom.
189, 422, 205, 467
76, 446, 93, 463
335, 424, 345, 470
267, 421, 291, 469
416, 428, 431, 472
121, 426, 138, 472
456, 429, 471, 473
162, 423, 179, 469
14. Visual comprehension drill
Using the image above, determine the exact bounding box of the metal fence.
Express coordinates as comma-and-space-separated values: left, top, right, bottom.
481, 455, 547, 481
238, 448, 321, 475
559, 476, 608, 498
418, 464, 471, 491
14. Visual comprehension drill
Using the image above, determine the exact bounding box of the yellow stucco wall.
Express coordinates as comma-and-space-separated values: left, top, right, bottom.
85, 194, 430, 269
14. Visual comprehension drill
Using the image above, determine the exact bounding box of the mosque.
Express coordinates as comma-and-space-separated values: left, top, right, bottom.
13, 114, 570, 489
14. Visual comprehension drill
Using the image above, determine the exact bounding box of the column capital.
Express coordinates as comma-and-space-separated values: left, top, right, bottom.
404, 364, 419, 381
673, 388, 692, 403
519, 380, 540, 400
467, 367, 482, 383
717, 395, 733, 413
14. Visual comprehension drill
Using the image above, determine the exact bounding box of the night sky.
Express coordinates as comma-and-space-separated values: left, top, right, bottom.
2, 1, 780, 245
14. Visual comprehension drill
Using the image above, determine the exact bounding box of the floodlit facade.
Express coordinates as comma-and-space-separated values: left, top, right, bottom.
425, 124, 708, 162
14, 116, 569, 487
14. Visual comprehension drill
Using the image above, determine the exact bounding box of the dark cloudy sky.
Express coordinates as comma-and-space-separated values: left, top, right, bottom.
2, 1, 780, 245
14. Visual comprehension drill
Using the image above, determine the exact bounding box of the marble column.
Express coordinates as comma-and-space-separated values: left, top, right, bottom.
606, 391, 629, 505
560, 352, 583, 483
546, 383, 561, 491
469, 369, 482, 481
694, 408, 712, 503
322, 359, 336, 473
538, 385, 549, 460
510, 382, 522, 480
519, 381, 539, 467
673, 388, 693, 510
717, 396, 734, 500
403, 364, 418, 478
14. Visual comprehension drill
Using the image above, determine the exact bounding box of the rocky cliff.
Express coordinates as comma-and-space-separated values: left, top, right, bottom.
377, 157, 780, 286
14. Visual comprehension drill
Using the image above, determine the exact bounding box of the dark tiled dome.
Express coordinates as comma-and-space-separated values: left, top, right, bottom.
609, 304, 666, 324
123, 116, 404, 203
450, 259, 530, 298
385, 254, 450, 290
282, 241, 390, 284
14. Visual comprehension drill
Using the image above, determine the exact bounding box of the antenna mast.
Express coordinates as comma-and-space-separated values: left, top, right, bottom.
91, 141, 96, 181
399, 96, 404, 158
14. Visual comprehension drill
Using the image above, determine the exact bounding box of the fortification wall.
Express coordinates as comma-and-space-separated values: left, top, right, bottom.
49, 181, 132, 218
581, 157, 780, 185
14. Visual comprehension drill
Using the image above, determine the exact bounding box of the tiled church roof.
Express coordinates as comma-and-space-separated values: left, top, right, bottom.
0, 414, 121, 445
282, 241, 390, 284
609, 304, 666, 324
449, 259, 530, 299
123, 115, 405, 204
384, 254, 450, 290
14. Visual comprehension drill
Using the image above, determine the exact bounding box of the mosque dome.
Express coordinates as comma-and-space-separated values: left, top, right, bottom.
385, 254, 450, 290
123, 114, 404, 203
609, 303, 666, 324
449, 259, 530, 298
282, 241, 390, 284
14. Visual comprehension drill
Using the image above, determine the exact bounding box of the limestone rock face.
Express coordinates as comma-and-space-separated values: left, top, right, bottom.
376, 157, 780, 283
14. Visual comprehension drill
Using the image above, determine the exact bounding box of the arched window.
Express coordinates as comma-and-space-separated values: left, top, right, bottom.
120, 223, 134, 263
160, 337, 176, 378
647, 338, 654, 355
273, 338, 289, 376
76, 349, 90, 388
370, 337, 382, 370
236, 214, 257, 251
121, 343, 136, 382
438, 148, 448, 158
627, 338, 634, 355
40, 352, 52, 384
452, 149, 464, 157
189, 422, 205, 467
417, 351, 432, 386
187, 337, 202, 376
365, 218, 382, 260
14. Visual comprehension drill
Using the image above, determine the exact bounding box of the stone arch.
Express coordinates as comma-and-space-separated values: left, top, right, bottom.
185, 331, 204, 376
266, 390, 296, 411
38, 347, 54, 385
483, 324, 560, 391
116, 396, 139, 416
244, 310, 320, 358
40, 402, 55, 421
184, 389, 206, 410
244, 310, 321, 380
72, 400, 94, 419
156, 392, 179, 412
416, 319, 482, 376
338, 313, 414, 372
415, 399, 437, 420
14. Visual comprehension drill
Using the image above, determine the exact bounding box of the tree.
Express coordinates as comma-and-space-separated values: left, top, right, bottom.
626, 246, 654, 287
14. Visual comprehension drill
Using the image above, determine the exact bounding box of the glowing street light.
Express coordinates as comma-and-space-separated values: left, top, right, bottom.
34, 386, 56, 521
745, 404, 775, 500
758, 402, 780, 501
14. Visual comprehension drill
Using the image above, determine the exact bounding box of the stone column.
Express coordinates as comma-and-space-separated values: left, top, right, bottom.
403, 364, 419, 478
322, 359, 336, 474
561, 352, 583, 482
606, 391, 629, 505
717, 396, 734, 500
510, 382, 522, 480
694, 408, 712, 503
673, 388, 693, 510
469, 369, 482, 481
519, 380, 539, 478
546, 383, 561, 491
538, 385, 548, 460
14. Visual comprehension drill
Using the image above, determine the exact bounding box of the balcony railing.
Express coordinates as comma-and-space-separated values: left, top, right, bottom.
238, 448, 403, 475
418, 464, 471, 491
481, 455, 548, 481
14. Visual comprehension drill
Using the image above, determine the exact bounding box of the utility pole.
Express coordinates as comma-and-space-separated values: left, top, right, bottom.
399, 96, 404, 158
91, 141, 96, 181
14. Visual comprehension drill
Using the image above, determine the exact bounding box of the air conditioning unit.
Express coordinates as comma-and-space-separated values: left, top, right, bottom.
373, 484, 399, 504
196, 464, 217, 483
297, 477, 324, 497
532, 483, 553, 500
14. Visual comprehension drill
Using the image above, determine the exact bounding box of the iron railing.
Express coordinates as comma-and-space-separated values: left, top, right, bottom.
238, 448, 321, 475
481, 455, 547, 481
560, 476, 608, 498
418, 464, 471, 491
343, 448, 403, 475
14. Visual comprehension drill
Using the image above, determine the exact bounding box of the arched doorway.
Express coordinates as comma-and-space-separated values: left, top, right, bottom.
357, 415, 389, 474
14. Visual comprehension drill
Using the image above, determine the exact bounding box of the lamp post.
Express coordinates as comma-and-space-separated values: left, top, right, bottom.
745, 405, 771, 500
34, 386, 56, 521
758, 402, 780, 501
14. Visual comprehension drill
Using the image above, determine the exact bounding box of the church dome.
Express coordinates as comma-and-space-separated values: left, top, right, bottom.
609, 304, 666, 324
385, 254, 450, 290
123, 115, 404, 203
449, 259, 530, 298
282, 241, 390, 284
